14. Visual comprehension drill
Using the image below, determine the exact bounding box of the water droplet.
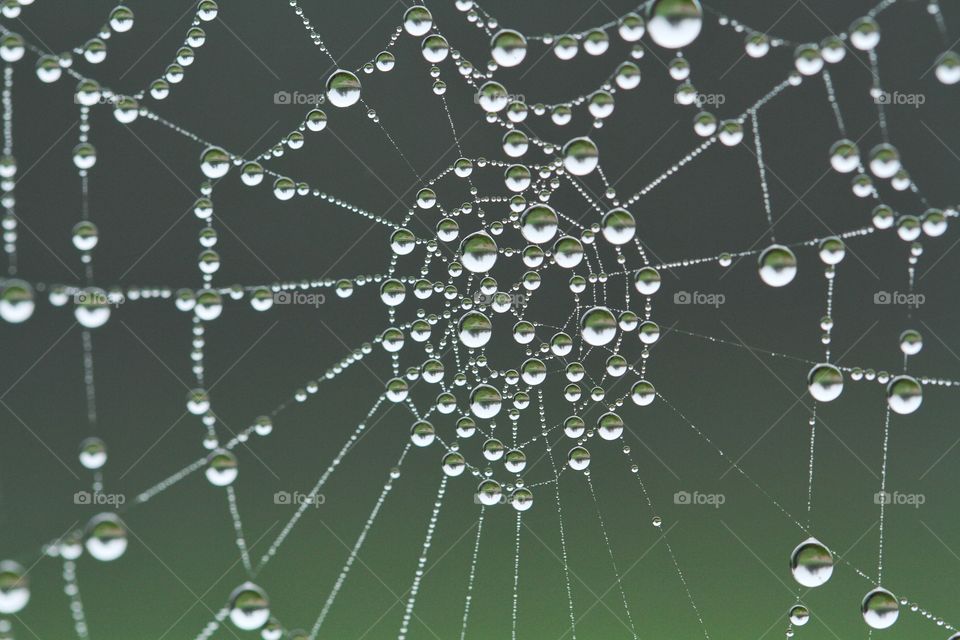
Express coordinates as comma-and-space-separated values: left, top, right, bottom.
229, 582, 270, 631
861, 588, 899, 630
520, 204, 559, 244
470, 384, 502, 419
0, 561, 29, 614
206, 449, 238, 486
85, 513, 128, 561
869, 144, 901, 179
601, 208, 636, 245
567, 446, 591, 470
79, 437, 107, 470
562, 137, 599, 176
936, 51, 960, 85
403, 5, 433, 36
458, 311, 492, 348
647, 0, 702, 49
808, 364, 843, 402
0, 279, 35, 323
326, 70, 361, 108
758, 245, 797, 287
200, 146, 230, 179
887, 375, 922, 414
789, 604, 809, 626
460, 231, 498, 273
490, 29, 526, 67
789, 538, 833, 587
580, 307, 617, 346
410, 420, 436, 447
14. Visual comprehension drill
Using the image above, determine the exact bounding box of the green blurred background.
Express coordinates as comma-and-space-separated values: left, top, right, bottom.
1, 0, 960, 638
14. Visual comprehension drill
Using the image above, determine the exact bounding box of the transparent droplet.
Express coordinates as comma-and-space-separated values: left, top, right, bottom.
899, 329, 922, 355
520, 204, 559, 244
869, 144, 901, 179
936, 51, 960, 85
808, 363, 843, 402
0, 561, 29, 614
580, 307, 617, 346
490, 29, 526, 67
200, 146, 230, 179
789, 538, 833, 588
758, 244, 797, 287
887, 375, 922, 414
458, 311, 492, 348
601, 208, 636, 245
403, 5, 433, 36
861, 588, 899, 630
647, 0, 703, 49
0, 279, 35, 323
789, 604, 809, 626
229, 582, 270, 631
829, 139, 860, 173
84, 513, 128, 561
562, 137, 599, 176
460, 231, 498, 273
567, 446, 591, 470
470, 384, 502, 419
326, 70, 361, 108
78, 437, 107, 470
205, 449, 238, 486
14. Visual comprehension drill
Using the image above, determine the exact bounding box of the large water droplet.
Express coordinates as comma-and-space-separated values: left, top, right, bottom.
758, 244, 797, 287
861, 588, 899, 630
229, 582, 270, 631
647, 0, 703, 49
808, 364, 843, 402
580, 307, 617, 346
326, 70, 361, 108
789, 538, 833, 588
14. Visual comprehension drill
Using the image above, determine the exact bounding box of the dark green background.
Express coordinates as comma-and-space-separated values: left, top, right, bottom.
1, 1, 959, 638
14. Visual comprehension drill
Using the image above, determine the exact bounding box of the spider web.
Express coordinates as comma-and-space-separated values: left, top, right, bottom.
0, 0, 959, 638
